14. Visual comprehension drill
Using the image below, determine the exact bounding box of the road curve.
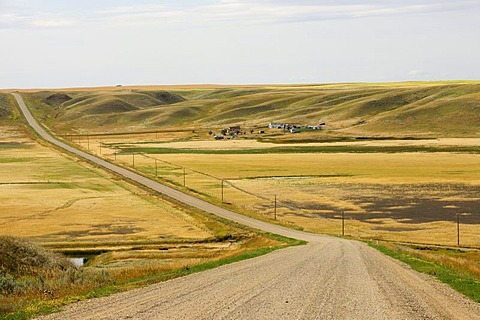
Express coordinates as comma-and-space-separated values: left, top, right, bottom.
12, 93, 480, 319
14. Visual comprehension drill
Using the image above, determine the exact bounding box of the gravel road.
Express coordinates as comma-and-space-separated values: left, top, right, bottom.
37, 239, 480, 320
12, 94, 480, 319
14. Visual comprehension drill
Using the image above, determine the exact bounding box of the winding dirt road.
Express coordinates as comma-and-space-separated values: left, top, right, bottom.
12, 93, 480, 319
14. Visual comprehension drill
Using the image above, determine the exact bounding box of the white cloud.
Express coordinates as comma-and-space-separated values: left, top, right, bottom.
91, 1, 480, 27
31, 18, 78, 28
115, 1, 480, 26
2, 0, 479, 29
96, 4, 169, 15
0, 13, 24, 26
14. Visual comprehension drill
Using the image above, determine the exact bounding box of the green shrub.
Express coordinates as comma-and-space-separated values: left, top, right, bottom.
0, 271, 15, 294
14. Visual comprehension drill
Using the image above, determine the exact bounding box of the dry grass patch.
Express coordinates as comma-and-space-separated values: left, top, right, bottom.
88, 233, 281, 283
88, 135, 480, 247
0, 126, 211, 244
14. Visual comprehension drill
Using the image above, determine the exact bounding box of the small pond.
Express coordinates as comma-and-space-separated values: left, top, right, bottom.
70, 257, 87, 267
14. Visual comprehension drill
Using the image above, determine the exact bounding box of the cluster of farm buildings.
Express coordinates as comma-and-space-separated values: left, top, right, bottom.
213, 122, 326, 139
268, 122, 326, 133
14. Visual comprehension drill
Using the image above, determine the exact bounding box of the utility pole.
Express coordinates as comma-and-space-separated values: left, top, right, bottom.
274, 195, 277, 220
114, 150, 116, 161
342, 210, 345, 236
183, 167, 186, 186
456, 213, 460, 246
155, 159, 158, 177
221, 179, 224, 202
132, 153, 135, 168
99, 142, 102, 155
87, 136, 89, 150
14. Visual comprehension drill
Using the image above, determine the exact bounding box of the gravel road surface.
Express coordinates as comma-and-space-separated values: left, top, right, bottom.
37, 240, 480, 320
12, 94, 480, 319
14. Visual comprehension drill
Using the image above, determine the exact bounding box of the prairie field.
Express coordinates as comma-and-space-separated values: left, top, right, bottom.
0, 104, 283, 274
0, 127, 211, 243
1, 92, 294, 316
73, 133, 480, 248
10, 84, 480, 248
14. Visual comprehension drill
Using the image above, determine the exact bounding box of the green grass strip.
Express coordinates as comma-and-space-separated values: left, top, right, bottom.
368, 242, 480, 303
117, 145, 480, 155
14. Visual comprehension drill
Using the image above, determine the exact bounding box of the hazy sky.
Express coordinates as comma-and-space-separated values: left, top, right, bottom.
1, 0, 479, 88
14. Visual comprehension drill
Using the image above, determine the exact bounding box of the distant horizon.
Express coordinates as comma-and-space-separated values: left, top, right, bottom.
3, 79, 480, 91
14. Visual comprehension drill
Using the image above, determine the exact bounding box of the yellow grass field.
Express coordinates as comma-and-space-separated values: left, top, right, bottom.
0, 123, 284, 276
6, 85, 480, 248
0, 127, 211, 243
81, 134, 480, 247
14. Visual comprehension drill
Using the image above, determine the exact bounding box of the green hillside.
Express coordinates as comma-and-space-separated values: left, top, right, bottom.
20, 82, 480, 137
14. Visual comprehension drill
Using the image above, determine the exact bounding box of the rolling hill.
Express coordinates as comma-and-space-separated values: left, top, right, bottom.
0, 94, 15, 121
18, 82, 480, 138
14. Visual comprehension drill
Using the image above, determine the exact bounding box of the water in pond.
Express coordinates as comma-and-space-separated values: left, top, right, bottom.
70, 257, 86, 267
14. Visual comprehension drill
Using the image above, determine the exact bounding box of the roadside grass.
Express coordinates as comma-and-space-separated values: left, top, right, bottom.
108, 232, 304, 289
1, 233, 304, 320
0, 237, 112, 319
368, 241, 480, 303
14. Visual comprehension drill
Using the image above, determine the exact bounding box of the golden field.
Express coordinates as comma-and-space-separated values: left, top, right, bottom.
0, 127, 211, 242
0, 120, 283, 273
8, 83, 480, 248
76, 133, 480, 248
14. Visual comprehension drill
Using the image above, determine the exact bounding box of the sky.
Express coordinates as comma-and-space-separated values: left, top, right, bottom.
1, 0, 479, 88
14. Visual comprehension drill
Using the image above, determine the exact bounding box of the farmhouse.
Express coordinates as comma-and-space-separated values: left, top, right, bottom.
228, 126, 241, 134
306, 122, 326, 130
268, 121, 325, 133
268, 123, 284, 129
268, 122, 302, 130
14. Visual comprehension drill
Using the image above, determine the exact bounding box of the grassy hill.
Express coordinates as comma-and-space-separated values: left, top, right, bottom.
19, 82, 480, 137
0, 93, 15, 122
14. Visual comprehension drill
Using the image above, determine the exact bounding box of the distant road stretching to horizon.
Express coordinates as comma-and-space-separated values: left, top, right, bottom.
12, 93, 480, 319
